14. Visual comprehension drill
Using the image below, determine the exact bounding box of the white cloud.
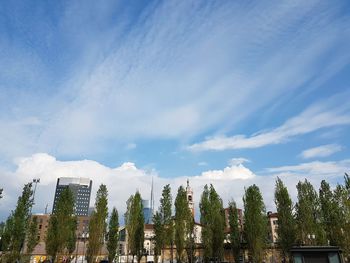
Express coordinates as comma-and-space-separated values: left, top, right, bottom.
1, 153, 256, 220
2, 153, 349, 222
229, 158, 250, 166
125, 143, 137, 150
196, 165, 255, 181
188, 96, 350, 152
1, 1, 349, 159
300, 144, 343, 159
266, 159, 350, 175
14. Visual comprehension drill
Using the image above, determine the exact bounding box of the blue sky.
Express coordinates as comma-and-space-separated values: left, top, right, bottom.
1, 0, 350, 220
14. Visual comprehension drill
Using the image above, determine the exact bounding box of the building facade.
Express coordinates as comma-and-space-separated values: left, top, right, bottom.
267, 211, 279, 244
186, 179, 194, 217
52, 177, 92, 216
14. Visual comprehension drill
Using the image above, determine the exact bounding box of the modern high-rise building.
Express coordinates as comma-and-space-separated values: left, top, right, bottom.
142, 177, 155, 224
52, 177, 92, 216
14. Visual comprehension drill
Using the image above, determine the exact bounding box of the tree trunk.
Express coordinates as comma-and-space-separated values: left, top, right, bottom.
171, 242, 173, 263
161, 245, 164, 263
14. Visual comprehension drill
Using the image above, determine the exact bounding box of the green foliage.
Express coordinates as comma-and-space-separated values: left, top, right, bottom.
295, 179, 326, 246
152, 184, 174, 263
0, 188, 3, 199
126, 191, 144, 263
274, 177, 296, 259
107, 207, 119, 263
243, 184, 267, 263
319, 180, 343, 246
1, 183, 33, 262
153, 211, 163, 263
334, 173, 350, 259
124, 195, 134, 261
46, 187, 77, 263
174, 186, 192, 263
26, 216, 39, 259
228, 200, 240, 263
199, 184, 225, 263
87, 184, 109, 263
160, 185, 173, 246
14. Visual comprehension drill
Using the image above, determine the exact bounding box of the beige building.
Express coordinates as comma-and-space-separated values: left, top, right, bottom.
267, 211, 279, 244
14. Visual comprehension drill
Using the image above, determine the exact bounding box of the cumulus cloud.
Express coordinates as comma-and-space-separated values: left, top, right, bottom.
188, 96, 350, 152
1, 153, 256, 220
2, 153, 349, 222
300, 144, 343, 159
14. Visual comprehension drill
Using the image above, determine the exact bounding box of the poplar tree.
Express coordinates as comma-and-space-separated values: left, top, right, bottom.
46, 187, 77, 263
128, 191, 144, 263
274, 177, 296, 260
243, 184, 267, 263
319, 180, 344, 246
107, 207, 119, 263
200, 184, 225, 263
2, 182, 33, 262
87, 184, 108, 263
228, 200, 240, 263
200, 185, 211, 262
295, 179, 326, 245
159, 184, 173, 263
337, 174, 350, 260
153, 212, 163, 263
174, 186, 192, 263
125, 195, 134, 263
25, 216, 39, 262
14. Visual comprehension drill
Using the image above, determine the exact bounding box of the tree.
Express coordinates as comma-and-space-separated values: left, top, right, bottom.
335, 174, 350, 260
1, 182, 33, 262
174, 186, 192, 263
228, 200, 240, 263
159, 185, 173, 263
200, 184, 225, 263
87, 184, 108, 263
107, 207, 119, 263
125, 195, 134, 263
126, 191, 144, 263
46, 187, 77, 263
0, 188, 3, 199
274, 177, 296, 261
243, 184, 267, 263
25, 216, 39, 262
319, 180, 344, 246
295, 179, 326, 246
153, 212, 163, 263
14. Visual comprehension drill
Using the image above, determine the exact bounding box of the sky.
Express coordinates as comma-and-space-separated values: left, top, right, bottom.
0, 0, 350, 222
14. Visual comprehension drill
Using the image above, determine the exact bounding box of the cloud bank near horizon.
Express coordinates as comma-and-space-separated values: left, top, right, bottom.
1, 153, 349, 222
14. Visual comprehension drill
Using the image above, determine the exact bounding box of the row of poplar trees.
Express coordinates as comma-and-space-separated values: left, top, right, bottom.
0, 183, 120, 263
151, 174, 350, 263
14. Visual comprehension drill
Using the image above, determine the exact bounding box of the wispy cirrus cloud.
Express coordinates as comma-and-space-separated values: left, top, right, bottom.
187, 95, 350, 152
300, 144, 343, 159
1, 0, 349, 160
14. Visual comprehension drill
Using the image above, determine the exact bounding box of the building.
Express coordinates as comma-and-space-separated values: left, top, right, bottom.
26, 213, 91, 262
267, 211, 278, 244
52, 177, 92, 216
142, 199, 153, 224
186, 179, 194, 217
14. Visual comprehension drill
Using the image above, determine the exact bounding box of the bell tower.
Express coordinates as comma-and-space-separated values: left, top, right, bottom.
186, 179, 194, 217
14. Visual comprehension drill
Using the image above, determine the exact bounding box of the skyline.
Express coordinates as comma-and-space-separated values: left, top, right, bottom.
1, 0, 350, 220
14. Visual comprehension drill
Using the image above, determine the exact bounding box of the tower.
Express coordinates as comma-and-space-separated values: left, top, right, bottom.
186, 179, 194, 217
52, 177, 92, 216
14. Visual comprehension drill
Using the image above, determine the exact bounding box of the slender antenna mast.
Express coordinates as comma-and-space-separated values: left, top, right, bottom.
151, 177, 154, 220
